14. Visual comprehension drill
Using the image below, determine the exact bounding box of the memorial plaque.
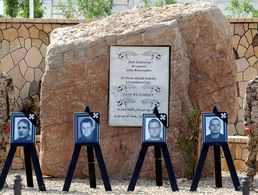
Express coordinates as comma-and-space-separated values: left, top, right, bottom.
109, 46, 170, 126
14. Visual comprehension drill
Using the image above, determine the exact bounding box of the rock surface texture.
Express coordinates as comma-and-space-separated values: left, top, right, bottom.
41, 2, 238, 178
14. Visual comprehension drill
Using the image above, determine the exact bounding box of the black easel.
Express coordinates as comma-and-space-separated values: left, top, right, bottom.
62, 107, 111, 192
190, 107, 240, 191
0, 143, 46, 191
127, 109, 178, 191
127, 143, 178, 191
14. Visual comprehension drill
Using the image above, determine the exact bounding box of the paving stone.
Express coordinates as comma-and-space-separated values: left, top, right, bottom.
29, 25, 39, 39
0, 40, 10, 58
239, 35, 249, 48
12, 23, 21, 29
0, 54, 14, 74
19, 37, 25, 47
25, 38, 31, 51
245, 45, 254, 59
243, 66, 257, 81
32, 39, 42, 48
10, 38, 21, 52
43, 24, 52, 33
40, 44, 47, 57
248, 56, 257, 66
18, 24, 30, 39
11, 48, 26, 65
245, 29, 252, 45
3, 27, 18, 41
8, 64, 26, 90
35, 24, 43, 30
19, 60, 28, 76
232, 35, 240, 50
234, 23, 245, 36
254, 46, 258, 58
237, 44, 247, 58
39, 30, 49, 45
236, 57, 249, 72
25, 47, 42, 68
25, 67, 34, 82
35, 68, 43, 81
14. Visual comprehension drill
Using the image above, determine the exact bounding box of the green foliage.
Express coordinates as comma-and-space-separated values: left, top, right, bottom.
19, 0, 44, 18
175, 109, 200, 179
143, 0, 150, 7
57, 0, 79, 19
57, 0, 113, 19
3, 0, 20, 17
225, 0, 258, 18
3, 0, 44, 18
143, 0, 176, 7
252, 10, 258, 17
77, 0, 113, 19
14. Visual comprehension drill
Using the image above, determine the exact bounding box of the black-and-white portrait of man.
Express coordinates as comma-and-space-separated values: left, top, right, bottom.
11, 113, 35, 144
74, 113, 99, 144
202, 113, 227, 143
142, 114, 166, 143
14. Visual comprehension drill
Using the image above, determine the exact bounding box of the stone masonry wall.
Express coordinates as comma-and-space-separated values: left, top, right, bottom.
0, 18, 89, 170
0, 18, 89, 111
230, 18, 258, 136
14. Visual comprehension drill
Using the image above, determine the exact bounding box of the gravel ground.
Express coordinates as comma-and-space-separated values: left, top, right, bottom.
1, 171, 258, 194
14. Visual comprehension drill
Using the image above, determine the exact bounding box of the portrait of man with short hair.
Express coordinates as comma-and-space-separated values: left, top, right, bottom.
11, 113, 35, 144
74, 113, 99, 144
202, 113, 227, 143
142, 114, 166, 143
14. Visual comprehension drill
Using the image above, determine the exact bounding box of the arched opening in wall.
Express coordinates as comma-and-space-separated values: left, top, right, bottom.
252, 34, 258, 47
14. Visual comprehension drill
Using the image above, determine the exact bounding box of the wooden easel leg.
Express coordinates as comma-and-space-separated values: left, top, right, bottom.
161, 144, 178, 191
127, 145, 148, 191
24, 146, 33, 187
214, 145, 222, 188
222, 144, 240, 191
0, 145, 17, 190
87, 146, 96, 188
190, 144, 209, 191
154, 145, 162, 186
94, 144, 112, 191
30, 146, 46, 191
62, 145, 81, 192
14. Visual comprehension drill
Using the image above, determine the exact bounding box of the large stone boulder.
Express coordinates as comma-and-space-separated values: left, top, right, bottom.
41, 2, 237, 178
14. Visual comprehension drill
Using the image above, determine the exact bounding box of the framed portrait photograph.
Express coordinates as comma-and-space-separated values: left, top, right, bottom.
11, 112, 36, 144
142, 114, 166, 143
202, 112, 228, 143
74, 113, 99, 144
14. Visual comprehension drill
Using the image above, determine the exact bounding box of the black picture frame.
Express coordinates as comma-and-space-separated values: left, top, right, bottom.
202, 112, 227, 143
74, 112, 99, 144
11, 112, 35, 144
142, 114, 166, 143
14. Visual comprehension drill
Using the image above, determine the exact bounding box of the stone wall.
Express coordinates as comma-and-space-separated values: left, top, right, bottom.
0, 18, 89, 170
221, 136, 249, 172
0, 18, 88, 111
230, 18, 258, 136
